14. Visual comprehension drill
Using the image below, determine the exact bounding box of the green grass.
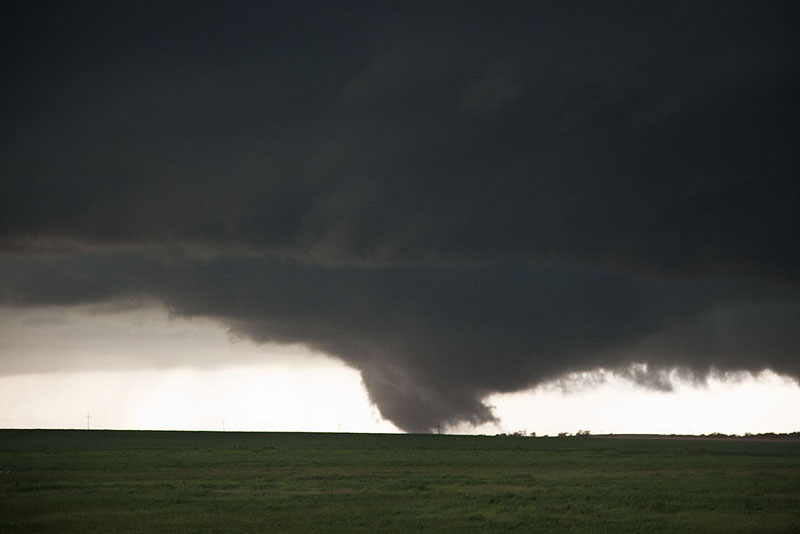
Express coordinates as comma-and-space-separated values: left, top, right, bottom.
1, 430, 799, 533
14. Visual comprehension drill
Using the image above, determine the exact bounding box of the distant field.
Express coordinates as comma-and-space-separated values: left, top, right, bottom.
1, 430, 799, 533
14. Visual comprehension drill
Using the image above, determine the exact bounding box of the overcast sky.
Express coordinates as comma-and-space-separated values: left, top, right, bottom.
1, 2, 798, 433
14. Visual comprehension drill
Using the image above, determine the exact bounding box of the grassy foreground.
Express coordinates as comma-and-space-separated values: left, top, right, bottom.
1, 430, 799, 533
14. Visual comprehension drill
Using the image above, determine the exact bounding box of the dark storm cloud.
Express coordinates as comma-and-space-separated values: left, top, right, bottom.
3, 250, 798, 431
1, 3, 799, 431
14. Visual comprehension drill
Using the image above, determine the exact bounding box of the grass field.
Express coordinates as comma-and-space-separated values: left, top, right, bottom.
1, 430, 799, 533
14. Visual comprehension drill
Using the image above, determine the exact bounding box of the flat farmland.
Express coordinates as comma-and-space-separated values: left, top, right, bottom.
1, 430, 798, 533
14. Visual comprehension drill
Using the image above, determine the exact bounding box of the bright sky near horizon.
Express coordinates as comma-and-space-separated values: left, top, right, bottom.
2, 305, 798, 436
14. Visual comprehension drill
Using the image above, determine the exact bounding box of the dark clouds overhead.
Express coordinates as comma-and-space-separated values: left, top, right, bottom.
1, 2, 799, 431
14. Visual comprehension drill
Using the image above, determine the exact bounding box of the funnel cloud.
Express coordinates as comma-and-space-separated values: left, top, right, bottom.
2, 3, 799, 431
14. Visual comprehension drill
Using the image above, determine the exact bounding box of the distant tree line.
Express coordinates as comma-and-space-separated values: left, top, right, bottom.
704, 431, 800, 439
484, 430, 800, 439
